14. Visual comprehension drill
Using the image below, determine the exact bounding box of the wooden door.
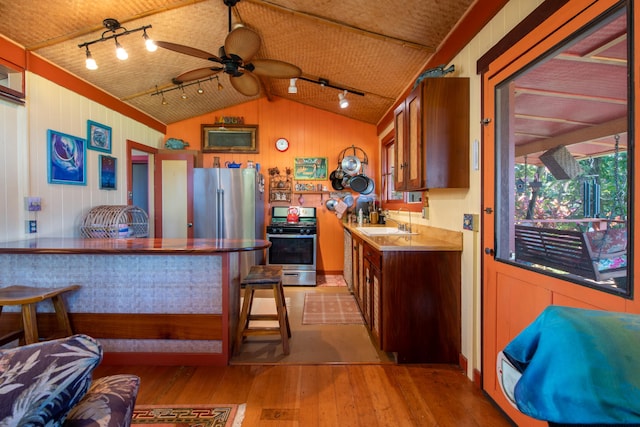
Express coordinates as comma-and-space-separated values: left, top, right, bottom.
154, 152, 194, 238
481, 1, 629, 425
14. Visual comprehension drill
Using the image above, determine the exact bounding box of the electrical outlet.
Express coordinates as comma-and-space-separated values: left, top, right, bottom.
463, 214, 480, 232
27, 220, 37, 233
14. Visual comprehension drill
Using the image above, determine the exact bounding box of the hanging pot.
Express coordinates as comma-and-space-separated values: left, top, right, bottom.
349, 174, 369, 193
343, 194, 355, 208
341, 155, 361, 176
360, 176, 375, 195
331, 177, 344, 191
334, 164, 344, 180
326, 198, 337, 211
329, 170, 337, 181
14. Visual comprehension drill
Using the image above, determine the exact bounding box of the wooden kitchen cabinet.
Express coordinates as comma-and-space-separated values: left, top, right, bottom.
347, 228, 461, 364
394, 77, 470, 191
363, 242, 382, 347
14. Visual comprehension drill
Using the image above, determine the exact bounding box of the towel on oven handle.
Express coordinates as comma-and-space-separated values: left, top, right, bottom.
502, 305, 640, 425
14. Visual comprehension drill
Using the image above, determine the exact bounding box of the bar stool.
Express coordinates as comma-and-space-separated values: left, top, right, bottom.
0, 285, 80, 346
235, 265, 291, 355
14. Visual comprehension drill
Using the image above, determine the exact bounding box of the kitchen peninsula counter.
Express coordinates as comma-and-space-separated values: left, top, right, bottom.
0, 237, 270, 254
0, 238, 270, 366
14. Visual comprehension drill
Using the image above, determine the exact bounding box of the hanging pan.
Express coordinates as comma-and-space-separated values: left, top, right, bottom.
360, 176, 375, 195
349, 174, 369, 193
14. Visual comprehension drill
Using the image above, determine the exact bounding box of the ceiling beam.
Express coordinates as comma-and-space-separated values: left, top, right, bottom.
515, 116, 627, 157
243, 0, 435, 52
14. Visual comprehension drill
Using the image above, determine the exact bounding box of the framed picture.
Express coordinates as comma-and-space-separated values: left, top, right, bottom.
201, 124, 258, 153
87, 120, 112, 153
47, 129, 86, 185
99, 155, 117, 190
294, 157, 328, 180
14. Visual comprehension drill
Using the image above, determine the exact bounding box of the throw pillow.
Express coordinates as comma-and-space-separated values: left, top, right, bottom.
0, 334, 102, 426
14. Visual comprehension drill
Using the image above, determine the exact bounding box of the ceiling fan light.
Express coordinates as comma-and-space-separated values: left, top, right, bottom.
288, 78, 298, 94
143, 30, 157, 52
115, 39, 128, 60
339, 90, 349, 109
85, 48, 98, 70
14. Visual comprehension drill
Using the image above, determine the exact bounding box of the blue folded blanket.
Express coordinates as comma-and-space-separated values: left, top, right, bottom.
503, 306, 640, 424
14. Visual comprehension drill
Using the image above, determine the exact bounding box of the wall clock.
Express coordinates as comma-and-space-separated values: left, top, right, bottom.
275, 138, 289, 152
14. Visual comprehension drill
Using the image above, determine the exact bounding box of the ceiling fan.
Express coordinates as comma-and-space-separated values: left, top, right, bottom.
155, 0, 301, 96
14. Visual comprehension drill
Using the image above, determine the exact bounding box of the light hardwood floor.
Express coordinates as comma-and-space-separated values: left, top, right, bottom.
93, 363, 513, 426
93, 278, 513, 426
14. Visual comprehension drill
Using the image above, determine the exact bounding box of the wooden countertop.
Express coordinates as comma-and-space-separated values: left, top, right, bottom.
0, 238, 271, 255
344, 223, 462, 252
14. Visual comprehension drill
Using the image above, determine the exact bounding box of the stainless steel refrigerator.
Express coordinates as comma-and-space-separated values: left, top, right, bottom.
193, 168, 265, 278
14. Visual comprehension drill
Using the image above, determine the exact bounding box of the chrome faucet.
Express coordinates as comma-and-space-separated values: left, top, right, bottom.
397, 207, 412, 232
385, 208, 412, 232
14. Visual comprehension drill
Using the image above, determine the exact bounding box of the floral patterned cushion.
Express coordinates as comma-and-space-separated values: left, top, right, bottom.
64, 374, 140, 427
586, 228, 628, 272
0, 334, 102, 426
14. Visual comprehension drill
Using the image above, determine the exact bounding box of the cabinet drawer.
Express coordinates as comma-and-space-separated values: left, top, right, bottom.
363, 243, 381, 270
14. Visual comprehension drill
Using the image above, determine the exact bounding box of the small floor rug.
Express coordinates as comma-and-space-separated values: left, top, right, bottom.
132, 404, 245, 426
317, 274, 348, 287
302, 293, 364, 325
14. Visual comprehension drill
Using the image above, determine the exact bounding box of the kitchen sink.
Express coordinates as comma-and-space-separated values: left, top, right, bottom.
355, 227, 417, 236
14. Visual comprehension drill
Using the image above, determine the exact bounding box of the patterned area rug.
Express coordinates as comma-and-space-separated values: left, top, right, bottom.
302, 293, 364, 325
132, 404, 245, 426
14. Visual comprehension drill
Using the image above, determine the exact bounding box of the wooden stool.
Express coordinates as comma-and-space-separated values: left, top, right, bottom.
0, 285, 80, 346
235, 266, 291, 355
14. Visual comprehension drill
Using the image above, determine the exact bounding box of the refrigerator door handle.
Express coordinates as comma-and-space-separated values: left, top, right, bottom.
217, 188, 224, 238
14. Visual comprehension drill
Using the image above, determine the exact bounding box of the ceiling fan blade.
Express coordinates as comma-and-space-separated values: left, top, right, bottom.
224, 26, 261, 61
230, 72, 260, 96
156, 41, 221, 62
174, 67, 223, 84
249, 59, 302, 79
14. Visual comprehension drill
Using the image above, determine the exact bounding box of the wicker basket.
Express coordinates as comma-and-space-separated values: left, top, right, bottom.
80, 205, 149, 238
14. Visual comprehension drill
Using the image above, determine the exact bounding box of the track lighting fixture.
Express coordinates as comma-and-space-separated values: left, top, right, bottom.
288, 78, 298, 94
78, 19, 154, 70
296, 76, 364, 105
152, 76, 221, 104
84, 47, 98, 70
338, 90, 349, 109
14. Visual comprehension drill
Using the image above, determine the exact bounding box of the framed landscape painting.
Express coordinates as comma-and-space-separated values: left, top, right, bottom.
99, 155, 117, 190
87, 120, 112, 153
294, 157, 328, 180
47, 129, 86, 185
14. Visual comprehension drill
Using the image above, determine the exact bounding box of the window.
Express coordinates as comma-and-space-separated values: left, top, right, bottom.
494, 4, 631, 295
381, 133, 423, 209
0, 59, 25, 103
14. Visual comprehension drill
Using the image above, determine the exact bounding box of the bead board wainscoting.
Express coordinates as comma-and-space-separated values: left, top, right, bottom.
0, 253, 236, 364
165, 97, 380, 274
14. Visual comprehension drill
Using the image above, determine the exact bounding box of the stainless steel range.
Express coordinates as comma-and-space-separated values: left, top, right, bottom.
266, 206, 317, 286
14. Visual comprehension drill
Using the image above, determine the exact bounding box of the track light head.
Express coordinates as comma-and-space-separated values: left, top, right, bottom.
288, 78, 298, 94
85, 47, 98, 70
338, 90, 349, 109
143, 30, 157, 52
115, 38, 128, 60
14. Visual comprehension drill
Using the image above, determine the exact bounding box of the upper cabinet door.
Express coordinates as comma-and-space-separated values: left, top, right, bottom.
394, 78, 469, 191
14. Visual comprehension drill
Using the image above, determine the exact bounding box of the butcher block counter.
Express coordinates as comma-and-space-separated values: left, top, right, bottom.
0, 238, 270, 366
343, 223, 462, 364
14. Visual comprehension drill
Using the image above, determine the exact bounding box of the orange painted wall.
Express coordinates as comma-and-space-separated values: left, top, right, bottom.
166, 97, 379, 273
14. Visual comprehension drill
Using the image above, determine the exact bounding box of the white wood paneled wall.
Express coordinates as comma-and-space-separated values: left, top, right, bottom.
0, 73, 164, 242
